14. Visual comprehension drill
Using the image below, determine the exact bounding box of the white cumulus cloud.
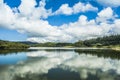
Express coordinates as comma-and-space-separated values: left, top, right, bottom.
96, 7, 115, 23
98, 7, 113, 18
54, 2, 98, 15
0, 0, 120, 43
0, 0, 16, 28
97, 0, 120, 7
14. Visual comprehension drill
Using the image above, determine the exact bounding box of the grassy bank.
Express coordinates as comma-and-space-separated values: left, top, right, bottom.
0, 35, 120, 51
110, 45, 120, 51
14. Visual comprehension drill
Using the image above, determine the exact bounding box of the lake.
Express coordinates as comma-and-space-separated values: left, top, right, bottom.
0, 48, 120, 80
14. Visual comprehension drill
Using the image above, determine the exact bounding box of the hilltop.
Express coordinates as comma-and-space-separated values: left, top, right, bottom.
0, 35, 120, 50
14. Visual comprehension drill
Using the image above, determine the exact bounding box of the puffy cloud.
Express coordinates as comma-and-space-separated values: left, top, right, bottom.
19, 0, 52, 19
73, 2, 98, 13
54, 4, 73, 15
112, 19, 120, 34
97, 0, 120, 7
0, 50, 120, 80
18, 0, 36, 16
0, 0, 16, 28
54, 2, 98, 15
26, 15, 113, 43
97, 7, 115, 23
0, 0, 120, 43
98, 7, 113, 18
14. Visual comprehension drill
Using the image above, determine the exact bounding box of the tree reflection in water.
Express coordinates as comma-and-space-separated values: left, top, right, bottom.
0, 49, 120, 80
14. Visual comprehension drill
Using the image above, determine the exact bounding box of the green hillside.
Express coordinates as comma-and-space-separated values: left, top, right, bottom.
0, 35, 120, 50
74, 35, 120, 47
0, 40, 29, 49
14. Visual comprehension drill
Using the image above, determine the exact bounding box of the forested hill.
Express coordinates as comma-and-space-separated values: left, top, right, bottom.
0, 35, 120, 49
32, 35, 120, 47
74, 35, 120, 47
0, 40, 29, 49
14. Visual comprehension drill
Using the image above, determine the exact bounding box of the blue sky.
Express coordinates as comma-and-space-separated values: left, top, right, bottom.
0, 0, 120, 42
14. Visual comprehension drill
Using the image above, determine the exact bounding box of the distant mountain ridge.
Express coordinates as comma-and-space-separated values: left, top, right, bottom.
19, 41, 38, 45
0, 35, 120, 49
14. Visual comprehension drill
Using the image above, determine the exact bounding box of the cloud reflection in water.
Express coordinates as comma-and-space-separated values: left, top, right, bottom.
0, 50, 120, 80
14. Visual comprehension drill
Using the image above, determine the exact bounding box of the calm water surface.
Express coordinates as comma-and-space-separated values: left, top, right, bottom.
0, 48, 120, 80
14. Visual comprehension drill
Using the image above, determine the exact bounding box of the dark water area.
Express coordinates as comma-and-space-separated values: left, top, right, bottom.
0, 48, 120, 80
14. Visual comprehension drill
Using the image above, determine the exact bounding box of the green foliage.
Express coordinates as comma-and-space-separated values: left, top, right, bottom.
33, 42, 56, 47
74, 35, 120, 47
0, 35, 120, 48
74, 41, 85, 47
33, 42, 73, 47
0, 40, 29, 49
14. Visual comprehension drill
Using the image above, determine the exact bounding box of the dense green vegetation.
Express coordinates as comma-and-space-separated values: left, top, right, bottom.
33, 42, 73, 47
0, 40, 29, 49
74, 35, 120, 47
31, 35, 120, 48
0, 35, 120, 49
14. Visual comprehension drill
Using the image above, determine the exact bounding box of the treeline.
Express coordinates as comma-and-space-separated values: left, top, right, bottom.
0, 35, 120, 49
32, 42, 73, 47
0, 40, 29, 49
74, 35, 120, 47
32, 35, 120, 47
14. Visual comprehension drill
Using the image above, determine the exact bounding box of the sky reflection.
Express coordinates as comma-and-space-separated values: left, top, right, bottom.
0, 50, 120, 80
0, 52, 27, 65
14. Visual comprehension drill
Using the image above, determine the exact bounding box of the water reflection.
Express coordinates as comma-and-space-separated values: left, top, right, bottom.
0, 49, 120, 80
75, 49, 120, 60
0, 52, 27, 65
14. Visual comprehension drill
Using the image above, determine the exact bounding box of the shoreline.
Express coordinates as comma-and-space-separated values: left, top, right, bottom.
0, 47, 119, 51
28, 47, 109, 50
29, 47, 120, 52
111, 48, 120, 51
